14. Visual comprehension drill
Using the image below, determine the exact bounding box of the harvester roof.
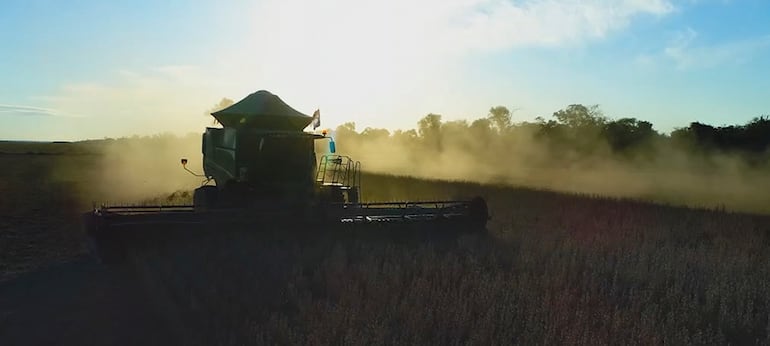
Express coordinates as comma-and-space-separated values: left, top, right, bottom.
211, 90, 313, 131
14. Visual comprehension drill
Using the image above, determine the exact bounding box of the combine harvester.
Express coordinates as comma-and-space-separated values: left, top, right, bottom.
83, 90, 489, 263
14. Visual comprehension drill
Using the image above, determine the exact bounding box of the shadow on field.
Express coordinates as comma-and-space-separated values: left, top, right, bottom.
2, 140, 770, 345
106, 224, 494, 346
0, 256, 177, 346
1, 228, 495, 346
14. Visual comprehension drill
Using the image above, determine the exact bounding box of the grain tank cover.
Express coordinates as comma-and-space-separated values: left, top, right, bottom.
211, 90, 313, 130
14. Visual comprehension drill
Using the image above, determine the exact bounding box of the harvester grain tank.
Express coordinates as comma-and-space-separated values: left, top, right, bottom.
83, 90, 489, 263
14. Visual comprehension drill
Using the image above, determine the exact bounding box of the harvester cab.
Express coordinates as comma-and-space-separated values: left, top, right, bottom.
191, 126, 325, 211
83, 90, 489, 264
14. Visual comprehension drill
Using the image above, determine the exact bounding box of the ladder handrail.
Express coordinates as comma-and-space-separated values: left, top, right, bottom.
316, 155, 358, 185
315, 154, 362, 202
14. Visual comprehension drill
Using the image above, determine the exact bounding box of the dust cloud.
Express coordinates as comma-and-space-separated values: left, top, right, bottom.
75, 111, 770, 215
326, 121, 770, 215
78, 100, 236, 205
84, 134, 205, 205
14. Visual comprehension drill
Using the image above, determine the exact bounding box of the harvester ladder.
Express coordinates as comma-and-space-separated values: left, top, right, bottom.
316, 154, 361, 192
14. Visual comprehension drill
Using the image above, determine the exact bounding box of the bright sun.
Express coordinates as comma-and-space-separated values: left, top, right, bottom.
233, 0, 460, 128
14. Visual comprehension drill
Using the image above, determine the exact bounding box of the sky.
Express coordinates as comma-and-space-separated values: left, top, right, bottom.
1, 0, 769, 141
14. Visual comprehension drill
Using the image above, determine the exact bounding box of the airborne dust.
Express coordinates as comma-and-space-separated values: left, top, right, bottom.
78, 109, 770, 215
329, 126, 770, 214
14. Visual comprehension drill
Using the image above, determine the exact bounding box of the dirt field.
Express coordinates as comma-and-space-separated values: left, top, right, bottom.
1, 140, 770, 345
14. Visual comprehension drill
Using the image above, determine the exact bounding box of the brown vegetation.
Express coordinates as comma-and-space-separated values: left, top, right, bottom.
123, 175, 770, 345
1, 139, 770, 345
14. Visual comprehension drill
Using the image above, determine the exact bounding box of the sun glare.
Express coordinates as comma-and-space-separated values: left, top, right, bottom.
236, 0, 455, 128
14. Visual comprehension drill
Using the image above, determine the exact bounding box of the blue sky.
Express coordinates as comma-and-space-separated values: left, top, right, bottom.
1, 0, 769, 141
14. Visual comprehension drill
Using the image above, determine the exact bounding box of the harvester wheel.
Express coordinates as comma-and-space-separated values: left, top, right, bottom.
468, 196, 489, 231
193, 185, 219, 212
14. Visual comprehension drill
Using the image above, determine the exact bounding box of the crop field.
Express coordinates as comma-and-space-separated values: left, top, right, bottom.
2, 140, 770, 345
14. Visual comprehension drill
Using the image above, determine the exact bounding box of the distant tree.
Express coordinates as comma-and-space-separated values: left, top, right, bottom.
534, 116, 562, 136
670, 122, 717, 152
392, 129, 418, 144
488, 106, 512, 133
334, 122, 358, 142
418, 113, 443, 151
553, 104, 606, 129
604, 118, 656, 152
468, 118, 493, 149
690, 122, 717, 145
441, 120, 469, 134
470, 118, 492, 136
418, 113, 442, 137
742, 116, 770, 152
670, 126, 691, 141
441, 120, 471, 151
360, 127, 390, 141
534, 104, 610, 158
669, 120, 768, 154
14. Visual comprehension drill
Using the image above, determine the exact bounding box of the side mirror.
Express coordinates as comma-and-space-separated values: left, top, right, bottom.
180, 158, 205, 177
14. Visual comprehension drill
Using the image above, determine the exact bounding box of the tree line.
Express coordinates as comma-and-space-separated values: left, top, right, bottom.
331, 104, 770, 165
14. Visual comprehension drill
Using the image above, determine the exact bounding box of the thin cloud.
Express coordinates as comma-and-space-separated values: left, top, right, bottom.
37, 0, 686, 137
448, 0, 676, 51
212, 0, 683, 127
664, 28, 770, 69
39, 66, 218, 138
0, 104, 66, 117
254, 0, 678, 54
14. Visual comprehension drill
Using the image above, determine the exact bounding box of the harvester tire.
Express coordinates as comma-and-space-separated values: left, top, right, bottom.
468, 196, 489, 231
193, 185, 219, 212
